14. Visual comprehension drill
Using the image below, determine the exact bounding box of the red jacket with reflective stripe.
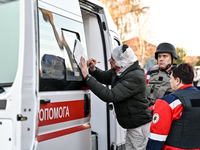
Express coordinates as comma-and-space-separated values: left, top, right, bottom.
146, 84, 200, 150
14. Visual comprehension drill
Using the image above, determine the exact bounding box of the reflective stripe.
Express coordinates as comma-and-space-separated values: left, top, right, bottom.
169, 99, 181, 110
37, 123, 91, 142
147, 75, 150, 79
149, 133, 167, 141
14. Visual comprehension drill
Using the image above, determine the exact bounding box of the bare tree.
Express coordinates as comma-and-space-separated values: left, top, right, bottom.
99, 0, 157, 67
133, 7, 156, 67
98, 0, 147, 41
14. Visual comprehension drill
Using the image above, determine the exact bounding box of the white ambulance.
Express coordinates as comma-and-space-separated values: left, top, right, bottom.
0, 0, 126, 149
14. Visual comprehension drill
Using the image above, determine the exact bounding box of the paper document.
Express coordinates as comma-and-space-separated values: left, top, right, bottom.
73, 39, 88, 65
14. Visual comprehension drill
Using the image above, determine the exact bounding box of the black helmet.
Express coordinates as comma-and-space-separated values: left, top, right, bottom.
155, 42, 177, 60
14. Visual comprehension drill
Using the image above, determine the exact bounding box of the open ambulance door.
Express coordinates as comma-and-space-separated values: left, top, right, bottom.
80, 1, 126, 149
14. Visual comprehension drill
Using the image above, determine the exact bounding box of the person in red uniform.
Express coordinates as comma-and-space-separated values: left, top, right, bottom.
146, 63, 200, 150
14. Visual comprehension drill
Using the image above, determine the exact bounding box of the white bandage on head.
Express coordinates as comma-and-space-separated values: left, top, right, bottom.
112, 44, 138, 75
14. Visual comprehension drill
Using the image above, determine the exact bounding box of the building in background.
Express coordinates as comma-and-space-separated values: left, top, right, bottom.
124, 37, 156, 67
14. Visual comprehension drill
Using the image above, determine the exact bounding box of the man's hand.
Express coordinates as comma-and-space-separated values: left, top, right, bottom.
79, 57, 89, 78
87, 58, 97, 72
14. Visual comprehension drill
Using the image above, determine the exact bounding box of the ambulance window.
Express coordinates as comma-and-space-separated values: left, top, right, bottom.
0, 1, 19, 86
38, 8, 87, 91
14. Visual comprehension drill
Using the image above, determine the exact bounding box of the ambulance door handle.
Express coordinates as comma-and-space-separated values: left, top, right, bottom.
109, 103, 113, 110
40, 99, 51, 104
84, 94, 90, 117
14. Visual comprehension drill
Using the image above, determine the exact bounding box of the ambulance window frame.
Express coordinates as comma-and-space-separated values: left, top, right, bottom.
113, 37, 120, 47
61, 28, 81, 42
38, 8, 87, 92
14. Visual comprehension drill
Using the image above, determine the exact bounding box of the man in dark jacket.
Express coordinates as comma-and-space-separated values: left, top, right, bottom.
79, 44, 152, 150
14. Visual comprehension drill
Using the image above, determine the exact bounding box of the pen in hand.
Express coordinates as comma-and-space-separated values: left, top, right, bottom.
87, 61, 100, 65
